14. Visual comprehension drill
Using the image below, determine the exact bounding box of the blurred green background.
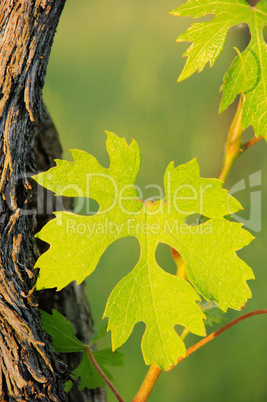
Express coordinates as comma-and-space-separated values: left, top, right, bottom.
44, 1, 267, 401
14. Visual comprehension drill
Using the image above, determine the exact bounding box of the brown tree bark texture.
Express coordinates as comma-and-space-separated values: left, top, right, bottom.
0, 1, 106, 401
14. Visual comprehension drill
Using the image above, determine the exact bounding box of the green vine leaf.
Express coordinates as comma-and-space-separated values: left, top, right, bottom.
69, 350, 104, 390
41, 310, 85, 353
170, 0, 267, 138
69, 348, 123, 391
199, 301, 226, 327
41, 310, 123, 391
90, 318, 109, 344
34, 132, 254, 370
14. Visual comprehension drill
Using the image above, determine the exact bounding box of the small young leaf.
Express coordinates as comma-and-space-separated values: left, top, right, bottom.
93, 348, 124, 369
41, 310, 84, 353
90, 318, 109, 344
199, 301, 226, 327
41, 310, 123, 391
34, 132, 254, 370
69, 348, 124, 391
70, 350, 104, 391
171, 0, 267, 138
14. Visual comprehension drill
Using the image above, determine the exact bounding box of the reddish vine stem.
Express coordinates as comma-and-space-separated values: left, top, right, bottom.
240, 135, 264, 153
132, 309, 267, 402
85, 346, 125, 402
177, 309, 267, 364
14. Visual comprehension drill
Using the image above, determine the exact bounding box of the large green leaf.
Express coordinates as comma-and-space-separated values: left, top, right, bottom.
34, 132, 254, 370
170, 0, 267, 138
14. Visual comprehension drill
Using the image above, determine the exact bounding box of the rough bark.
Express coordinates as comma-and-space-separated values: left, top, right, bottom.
0, 1, 106, 401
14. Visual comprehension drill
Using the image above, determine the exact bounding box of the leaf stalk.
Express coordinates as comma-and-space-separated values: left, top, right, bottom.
171, 247, 187, 280
240, 135, 264, 153
132, 363, 161, 402
218, 95, 244, 182
85, 346, 125, 402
